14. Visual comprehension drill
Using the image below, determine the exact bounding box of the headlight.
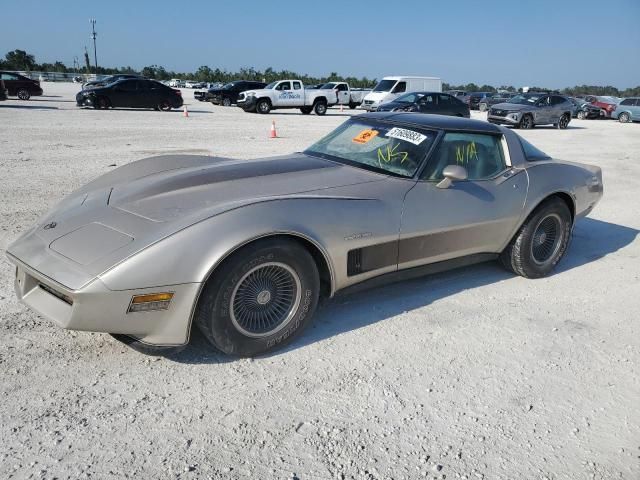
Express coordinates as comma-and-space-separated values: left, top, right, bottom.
245, 91, 255, 97
507, 112, 521, 120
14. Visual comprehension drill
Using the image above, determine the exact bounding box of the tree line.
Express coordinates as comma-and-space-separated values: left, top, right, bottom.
2, 49, 639, 97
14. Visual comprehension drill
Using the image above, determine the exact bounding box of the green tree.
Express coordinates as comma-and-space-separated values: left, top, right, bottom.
5, 49, 36, 70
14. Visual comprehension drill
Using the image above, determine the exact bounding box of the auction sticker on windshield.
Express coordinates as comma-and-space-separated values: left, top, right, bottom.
352, 129, 379, 144
385, 127, 427, 145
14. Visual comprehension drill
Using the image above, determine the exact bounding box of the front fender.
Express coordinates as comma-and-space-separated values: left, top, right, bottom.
98, 196, 401, 294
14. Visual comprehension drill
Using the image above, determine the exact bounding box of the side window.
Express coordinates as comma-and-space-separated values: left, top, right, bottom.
620, 99, 633, 106
337, 83, 348, 91
292, 81, 302, 90
419, 94, 436, 107
118, 80, 137, 91
438, 94, 451, 105
550, 96, 565, 105
276, 81, 291, 91
392, 81, 407, 93
421, 133, 506, 181
137, 81, 149, 90
1, 73, 18, 80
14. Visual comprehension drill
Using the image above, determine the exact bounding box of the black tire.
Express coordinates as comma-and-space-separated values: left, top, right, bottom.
300, 106, 312, 115
618, 112, 630, 123
222, 97, 232, 107
577, 111, 587, 120
314, 101, 327, 116
93, 96, 109, 110
500, 197, 572, 279
158, 100, 172, 111
256, 98, 271, 114
194, 238, 320, 357
557, 113, 570, 129
17, 89, 30, 100
349, 102, 357, 110
519, 114, 534, 129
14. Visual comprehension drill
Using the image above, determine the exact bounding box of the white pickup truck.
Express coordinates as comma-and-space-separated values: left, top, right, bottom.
319, 82, 371, 109
236, 79, 338, 115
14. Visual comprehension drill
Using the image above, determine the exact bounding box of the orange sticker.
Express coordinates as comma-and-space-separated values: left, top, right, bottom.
352, 129, 379, 144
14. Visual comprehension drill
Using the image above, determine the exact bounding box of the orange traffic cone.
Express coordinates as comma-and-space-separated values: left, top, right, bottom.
269, 120, 277, 138
183, 106, 189, 117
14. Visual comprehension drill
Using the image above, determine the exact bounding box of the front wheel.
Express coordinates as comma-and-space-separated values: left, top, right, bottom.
618, 112, 630, 123
500, 197, 572, 279
222, 97, 231, 107
557, 113, 570, 129
349, 101, 357, 110
194, 238, 320, 357
314, 101, 327, 115
17, 89, 31, 100
519, 114, 534, 129
93, 96, 109, 109
256, 99, 271, 114
300, 106, 312, 115
577, 111, 587, 120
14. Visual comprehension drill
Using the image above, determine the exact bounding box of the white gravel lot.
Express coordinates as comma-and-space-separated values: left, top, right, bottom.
0, 82, 638, 480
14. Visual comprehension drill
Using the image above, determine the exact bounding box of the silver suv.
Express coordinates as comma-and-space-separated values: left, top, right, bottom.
488, 93, 573, 129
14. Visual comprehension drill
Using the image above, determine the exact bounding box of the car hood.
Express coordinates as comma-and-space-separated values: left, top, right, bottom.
108, 154, 382, 222
492, 102, 533, 112
7, 154, 385, 288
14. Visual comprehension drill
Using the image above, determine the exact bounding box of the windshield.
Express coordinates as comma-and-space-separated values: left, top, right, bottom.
372, 79, 397, 92
321, 82, 336, 89
265, 81, 278, 89
508, 94, 543, 105
222, 82, 235, 89
304, 119, 436, 178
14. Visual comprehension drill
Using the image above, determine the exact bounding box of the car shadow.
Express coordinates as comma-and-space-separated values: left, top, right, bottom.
166, 217, 637, 364
0, 104, 59, 110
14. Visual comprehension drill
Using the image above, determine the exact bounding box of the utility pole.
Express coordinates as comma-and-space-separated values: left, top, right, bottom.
90, 18, 98, 74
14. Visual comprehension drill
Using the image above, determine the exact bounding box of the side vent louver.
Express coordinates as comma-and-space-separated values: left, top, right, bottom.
347, 249, 362, 276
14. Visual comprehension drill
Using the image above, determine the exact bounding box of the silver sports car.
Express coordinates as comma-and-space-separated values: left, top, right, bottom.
7, 113, 603, 356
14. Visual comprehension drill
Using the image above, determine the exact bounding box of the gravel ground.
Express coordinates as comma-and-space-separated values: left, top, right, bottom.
0, 83, 638, 480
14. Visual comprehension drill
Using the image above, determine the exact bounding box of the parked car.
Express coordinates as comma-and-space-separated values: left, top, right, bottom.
0, 79, 7, 101
237, 79, 338, 115
319, 82, 371, 108
362, 76, 442, 111
467, 92, 493, 110
199, 80, 267, 106
76, 79, 183, 111
169, 79, 185, 88
0, 71, 43, 100
478, 92, 516, 112
584, 95, 619, 118
6, 114, 603, 356
445, 90, 467, 98
306, 84, 325, 90
82, 74, 142, 90
611, 97, 640, 123
568, 97, 601, 119
375, 91, 470, 117
185, 81, 205, 89
488, 93, 574, 129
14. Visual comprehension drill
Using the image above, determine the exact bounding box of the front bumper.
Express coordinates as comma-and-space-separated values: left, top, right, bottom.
237, 95, 257, 111
9, 254, 201, 347
487, 111, 522, 125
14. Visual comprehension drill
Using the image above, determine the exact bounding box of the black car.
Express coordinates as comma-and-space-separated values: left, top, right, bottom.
83, 74, 143, 89
467, 92, 493, 110
76, 78, 183, 111
376, 92, 470, 118
202, 80, 267, 106
0, 79, 7, 101
568, 97, 600, 119
478, 92, 516, 112
0, 71, 43, 100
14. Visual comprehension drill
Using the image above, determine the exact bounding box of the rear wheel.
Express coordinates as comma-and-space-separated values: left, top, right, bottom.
520, 114, 534, 129
17, 89, 31, 100
557, 113, 570, 129
300, 106, 312, 115
314, 101, 327, 115
158, 100, 172, 111
618, 112, 630, 123
194, 238, 320, 357
256, 98, 271, 114
500, 198, 572, 278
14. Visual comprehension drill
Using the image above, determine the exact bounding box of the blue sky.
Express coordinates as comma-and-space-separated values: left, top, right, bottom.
1, 0, 639, 88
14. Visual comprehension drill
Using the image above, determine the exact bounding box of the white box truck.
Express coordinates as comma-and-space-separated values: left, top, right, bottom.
362, 76, 442, 111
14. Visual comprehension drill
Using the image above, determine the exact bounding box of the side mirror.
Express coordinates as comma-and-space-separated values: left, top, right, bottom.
437, 165, 468, 189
